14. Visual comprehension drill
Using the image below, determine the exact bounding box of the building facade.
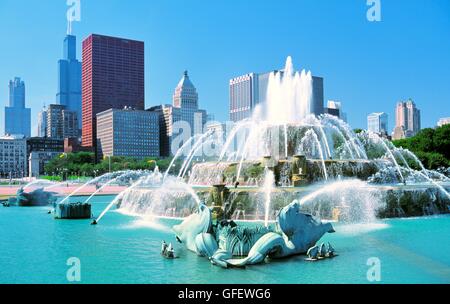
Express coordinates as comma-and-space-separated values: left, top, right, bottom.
325, 100, 347, 122
367, 112, 388, 134
56, 35, 82, 131
46, 104, 78, 139
26, 137, 64, 177
229, 73, 258, 122
0, 135, 27, 178
81, 34, 145, 148
147, 105, 182, 157
229, 70, 324, 122
148, 71, 209, 157
4, 77, 31, 137
37, 106, 48, 137
393, 99, 421, 140
172, 71, 208, 136
96, 108, 160, 160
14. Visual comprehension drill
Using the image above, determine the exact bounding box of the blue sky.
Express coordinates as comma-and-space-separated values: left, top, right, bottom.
0, 0, 449, 135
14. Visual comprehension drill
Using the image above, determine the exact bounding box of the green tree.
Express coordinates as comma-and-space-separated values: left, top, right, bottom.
393, 125, 450, 170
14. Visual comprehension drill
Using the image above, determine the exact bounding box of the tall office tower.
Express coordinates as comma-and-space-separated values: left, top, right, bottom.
392, 99, 421, 140
46, 104, 78, 140
4, 77, 31, 137
81, 34, 145, 148
367, 112, 388, 134
37, 106, 48, 137
172, 71, 207, 135
96, 108, 160, 160
229, 73, 257, 122
229, 70, 324, 122
56, 35, 82, 130
229, 73, 258, 122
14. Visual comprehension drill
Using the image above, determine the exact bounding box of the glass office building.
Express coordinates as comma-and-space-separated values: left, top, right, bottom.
96, 108, 160, 160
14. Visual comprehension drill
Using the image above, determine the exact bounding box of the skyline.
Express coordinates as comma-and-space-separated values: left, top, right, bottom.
0, 0, 450, 136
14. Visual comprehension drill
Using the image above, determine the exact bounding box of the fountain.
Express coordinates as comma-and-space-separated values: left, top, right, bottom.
89, 57, 449, 267
8, 187, 57, 207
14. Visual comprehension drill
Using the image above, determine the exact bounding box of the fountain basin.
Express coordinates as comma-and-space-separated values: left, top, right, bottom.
54, 202, 92, 220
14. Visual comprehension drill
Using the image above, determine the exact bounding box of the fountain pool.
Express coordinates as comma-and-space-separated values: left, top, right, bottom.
0, 196, 449, 283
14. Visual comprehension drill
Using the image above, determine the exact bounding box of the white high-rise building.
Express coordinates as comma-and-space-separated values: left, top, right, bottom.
37, 106, 48, 137
172, 71, 208, 136
367, 112, 388, 134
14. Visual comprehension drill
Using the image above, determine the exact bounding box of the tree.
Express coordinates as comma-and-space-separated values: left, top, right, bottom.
392, 125, 450, 170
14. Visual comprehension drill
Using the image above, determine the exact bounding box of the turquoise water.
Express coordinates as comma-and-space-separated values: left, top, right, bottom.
1, 195, 449, 284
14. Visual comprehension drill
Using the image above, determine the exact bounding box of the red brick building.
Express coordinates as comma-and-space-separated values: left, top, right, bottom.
81, 34, 145, 148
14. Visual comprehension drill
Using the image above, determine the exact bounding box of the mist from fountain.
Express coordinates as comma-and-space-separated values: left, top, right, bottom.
164, 135, 199, 181
22, 180, 59, 191
368, 132, 405, 183
59, 172, 120, 204
321, 114, 367, 159
262, 167, 275, 227
179, 131, 214, 178
266, 56, 313, 124
298, 129, 328, 180
83, 170, 148, 205
297, 179, 384, 223
95, 168, 164, 223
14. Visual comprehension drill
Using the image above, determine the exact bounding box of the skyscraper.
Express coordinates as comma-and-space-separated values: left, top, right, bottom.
367, 112, 388, 134
4, 77, 31, 137
172, 71, 207, 136
229, 70, 324, 122
392, 99, 421, 140
37, 106, 48, 137
47, 104, 79, 140
148, 71, 209, 157
229, 73, 258, 122
81, 34, 145, 148
56, 35, 82, 130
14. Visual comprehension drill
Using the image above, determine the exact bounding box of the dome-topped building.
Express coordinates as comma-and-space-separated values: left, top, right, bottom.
173, 71, 199, 109
171, 70, 208, 137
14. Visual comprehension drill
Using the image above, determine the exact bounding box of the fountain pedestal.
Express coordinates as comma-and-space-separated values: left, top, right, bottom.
292, 174, 308, 187
54, 202, 92, 220
262, 156, 276, 170
292, 155, 309, 186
